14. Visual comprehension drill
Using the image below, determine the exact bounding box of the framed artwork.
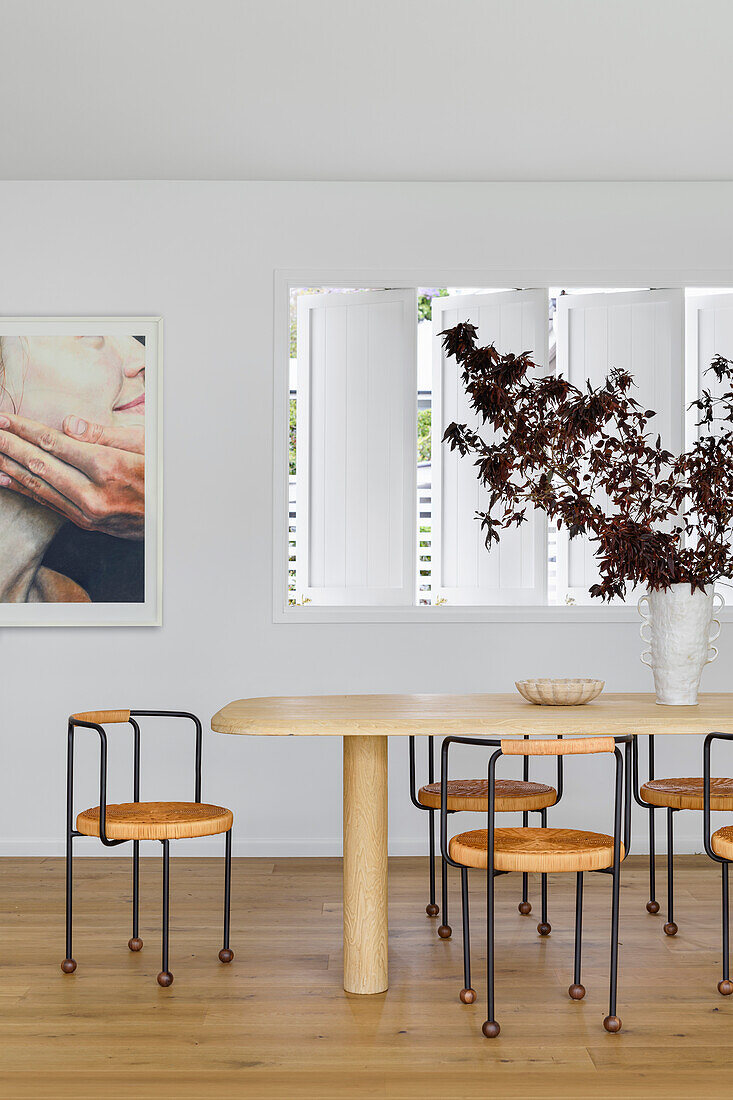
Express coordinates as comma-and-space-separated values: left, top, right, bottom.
0, 318, 162, 626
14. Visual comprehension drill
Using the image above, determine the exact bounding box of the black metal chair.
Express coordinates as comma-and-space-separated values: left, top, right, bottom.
633, 734, 733, 935
440, 734, 631, 1037
61, 709, 234, 987
409, 735, 563, 938
703, 732, 733, 996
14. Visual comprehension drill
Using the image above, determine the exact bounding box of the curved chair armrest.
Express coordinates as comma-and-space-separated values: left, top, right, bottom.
704, 732, 733, 863
408, 735, 436, 811
632, 733, 659, 810
501, 735, 615, 755
67, 717, 125, 848
483, 740, 626, 875
70, 710, 130, 725
437, 733, 571, 866
439, 736, 501, 869
130, 711, 202, 800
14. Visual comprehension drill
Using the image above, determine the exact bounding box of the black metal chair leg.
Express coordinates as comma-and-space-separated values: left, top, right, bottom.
519, 870, 531, 915
644, 734, 660, 914
482, 866, 499, 1037
518, 810, 532, 915
61, 830, 76, 973
537, 808, 551, 936
61, 723, 77, 974
438, 855, 451, 938
664, 808, 678, 936
646, 806, 660, 914
718, 861, 733, 995
219, 829, 234, 963
426, 809, 439, 917
157, 840, 173, 987
569, 871, 585, 999
603, 865, 622, 1031
459, 867, 476, 1003
602, 741, 625, 1033
128, 840, 143, 952
519, 743, 532, 916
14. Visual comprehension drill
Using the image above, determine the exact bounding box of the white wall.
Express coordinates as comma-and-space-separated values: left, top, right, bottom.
2, 181, 733, 858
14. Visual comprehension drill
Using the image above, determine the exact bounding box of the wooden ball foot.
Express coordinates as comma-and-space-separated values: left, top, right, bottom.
663, 921, 678, 936
518, 901, 532, 915
61, 958, 76, 974
437, 924, 452, 939
603, 1015, 622, 1033
482, 1019, 501, 1038
128, 937, 143, 952
157, 970, 174, 987
218, 948, 234, 963
426, 903, 439, 917
646, 900, 660, 914
537, 921, 551, 937
460, 988, 476, 1004
718, 978, 733, 996
568, 983, 586, 1000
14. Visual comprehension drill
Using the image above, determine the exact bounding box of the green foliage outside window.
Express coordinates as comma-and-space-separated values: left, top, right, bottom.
289, 397, 297, 475
417, 288, 448, 323
417, 408, 431, 463
290, 288, 325, 357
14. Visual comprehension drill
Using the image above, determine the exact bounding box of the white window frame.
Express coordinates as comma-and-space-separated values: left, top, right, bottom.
273, 269, 733, 624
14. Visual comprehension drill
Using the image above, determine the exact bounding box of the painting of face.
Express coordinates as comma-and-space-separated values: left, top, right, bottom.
0, 335, 146, 430
0, 320, 161, 627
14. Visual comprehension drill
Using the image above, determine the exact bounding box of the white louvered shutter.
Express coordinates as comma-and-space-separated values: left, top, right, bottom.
555, 289, 685, 605
686, 293, 733, 442
431, 290, 549, 605
296, 289, 417, 605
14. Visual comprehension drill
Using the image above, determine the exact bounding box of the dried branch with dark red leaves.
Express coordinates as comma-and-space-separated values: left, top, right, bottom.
440, 322, 733, 601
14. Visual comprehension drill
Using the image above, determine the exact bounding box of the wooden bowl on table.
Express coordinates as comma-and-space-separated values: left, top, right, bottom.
515, 678, 605, 706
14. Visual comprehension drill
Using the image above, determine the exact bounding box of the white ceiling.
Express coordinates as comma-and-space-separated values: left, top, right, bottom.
2, 0, 732, 181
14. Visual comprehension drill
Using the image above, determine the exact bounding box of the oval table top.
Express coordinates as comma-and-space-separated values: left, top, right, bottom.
211, 692, 733, 737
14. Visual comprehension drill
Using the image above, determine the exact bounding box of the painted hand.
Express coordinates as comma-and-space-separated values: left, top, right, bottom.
0, 414, 145, 539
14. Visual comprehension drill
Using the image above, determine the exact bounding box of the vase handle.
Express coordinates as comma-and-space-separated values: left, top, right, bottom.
709, 591, 725, 653
638, 595, 653, 661
638, 595, 652, 640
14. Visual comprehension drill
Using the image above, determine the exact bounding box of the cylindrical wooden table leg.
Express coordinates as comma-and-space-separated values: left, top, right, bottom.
343, 735, 388, 994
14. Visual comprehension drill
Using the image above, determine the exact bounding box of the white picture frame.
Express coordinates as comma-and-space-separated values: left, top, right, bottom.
0, 317, 162, 626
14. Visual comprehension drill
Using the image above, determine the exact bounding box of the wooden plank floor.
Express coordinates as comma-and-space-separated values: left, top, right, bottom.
1, 855, 731, 1099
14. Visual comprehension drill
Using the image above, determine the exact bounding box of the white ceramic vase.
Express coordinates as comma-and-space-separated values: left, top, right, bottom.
638, 584, 724, 705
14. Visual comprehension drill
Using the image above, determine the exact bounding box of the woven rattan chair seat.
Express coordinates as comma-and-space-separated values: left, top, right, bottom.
640, 777, 733, 812
76, 801, 233, 841
449, 826, 624, 873
712, 825, 733, 860
418, 778, 556, 813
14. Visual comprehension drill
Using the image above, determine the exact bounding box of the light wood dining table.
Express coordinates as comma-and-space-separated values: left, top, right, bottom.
210, 692, 733, 996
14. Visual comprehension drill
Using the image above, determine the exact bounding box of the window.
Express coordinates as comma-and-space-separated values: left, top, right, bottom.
276, 276, 733, 621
